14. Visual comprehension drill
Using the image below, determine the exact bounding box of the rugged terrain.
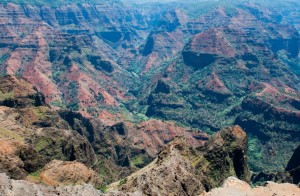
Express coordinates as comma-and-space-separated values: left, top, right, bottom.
142, 2, 300, 171
0, 0, 300, 195
0, 125, 299, 195
0, 0, 299, 172
107, 125, 250, 195
0, 75, 298, 194
1, 173, 299, 196
0, 75, 205, 186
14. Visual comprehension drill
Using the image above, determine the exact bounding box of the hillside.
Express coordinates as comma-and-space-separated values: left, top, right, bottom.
0, 0, 299, 194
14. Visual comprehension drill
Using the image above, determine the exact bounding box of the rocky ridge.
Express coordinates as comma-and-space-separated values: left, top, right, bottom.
0, 75, 298, 195
107, 126, 250, 195
0, 75, 205, 185
0, 126, 299, 195
0, 0, 300, 195
0, 1, 299, 171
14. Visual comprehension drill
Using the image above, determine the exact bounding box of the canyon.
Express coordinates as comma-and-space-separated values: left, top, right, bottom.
0, 0, 299, 195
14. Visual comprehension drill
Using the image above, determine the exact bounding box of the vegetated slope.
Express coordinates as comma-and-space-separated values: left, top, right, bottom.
106, 126, 300, 195
0, 0, 299, 172
141, 2, 300, 172
0, 75, 206, 185
1, 132, 300, 196
251, 144, 300, 186
0, 76, 299, 195
0, 1, 155, 125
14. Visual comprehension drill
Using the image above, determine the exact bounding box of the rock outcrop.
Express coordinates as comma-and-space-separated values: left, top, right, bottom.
107, 126, 250, 195
1, 174, 299, 196
203, 176, 300, 196
286, 145, 300, 185
0, 173, 103, 196
198, 126, 250, 187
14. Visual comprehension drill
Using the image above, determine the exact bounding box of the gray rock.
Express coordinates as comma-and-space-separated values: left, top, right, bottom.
0, 173, 103, 196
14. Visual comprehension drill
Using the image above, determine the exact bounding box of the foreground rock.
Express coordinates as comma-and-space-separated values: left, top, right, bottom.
1, 173, 299, 196
0, 173, 103, 196
107, 126, 250, 195
203, 176, 300, 196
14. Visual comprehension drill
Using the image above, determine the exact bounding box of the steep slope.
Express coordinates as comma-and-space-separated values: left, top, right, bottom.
250, 144, 300, 187
107, 126, 250, 195
0, 0, 300, 175
0, 75, 99, 180
0, 75, 204, 184
0, 104, 299, 195
35, 160, 102, 187
0, 2, 152, 125
143, 2, 300, 172
286, 145, 300, 184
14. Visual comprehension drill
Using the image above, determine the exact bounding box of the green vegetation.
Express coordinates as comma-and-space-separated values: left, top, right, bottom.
247, 129, 299, 172
52, 70, 61, 83
35, 138, 52, 151
32, 107, 47, 118
130, 155, 144, 167
0, 53, 10, 66
87, 106, 98, 116
98, 185, 108, 193
136, 113, 149, 121
118, 177, 128, 186
27, 170, 42, 183
66, 82, 79, 111
49, 99, 64, 108
98, 166, 108, 178
0, 91, 14, 101
0, 127, 24, 142
248, 136, 263, 160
